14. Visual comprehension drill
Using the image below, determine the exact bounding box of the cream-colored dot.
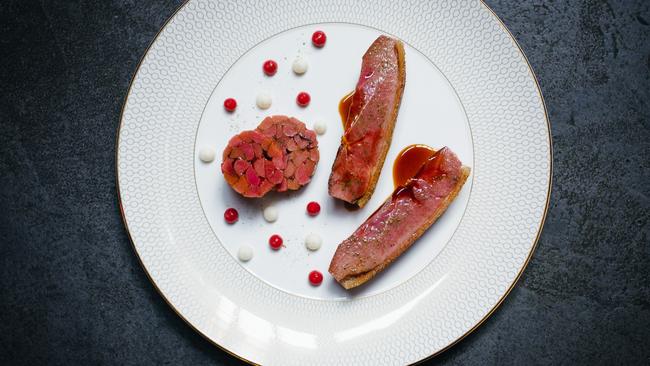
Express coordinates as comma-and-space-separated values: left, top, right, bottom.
237, 245, 253, 262
292, 57, 308, 74
313, 121, 327, 135
256, 92, 272, 109
263, 206, 278, 223
198, 147, 215, 163
305, 233, 322, 251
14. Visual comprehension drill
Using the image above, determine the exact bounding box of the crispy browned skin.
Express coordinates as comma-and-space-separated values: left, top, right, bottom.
329, 147, 470, 289
328, 36, 406, 208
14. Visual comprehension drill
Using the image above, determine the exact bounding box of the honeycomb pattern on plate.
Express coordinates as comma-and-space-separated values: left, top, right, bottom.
117, 1, 550, 364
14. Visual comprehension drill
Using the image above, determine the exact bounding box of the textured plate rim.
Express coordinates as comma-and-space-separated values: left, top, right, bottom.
114, 1, 552, 364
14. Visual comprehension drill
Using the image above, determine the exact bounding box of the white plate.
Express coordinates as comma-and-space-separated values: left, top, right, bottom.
118, 1, 551, 365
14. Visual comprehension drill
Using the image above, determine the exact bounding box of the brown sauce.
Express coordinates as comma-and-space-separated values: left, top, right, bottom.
392, 144, 437, 188
338, 90, 355, 129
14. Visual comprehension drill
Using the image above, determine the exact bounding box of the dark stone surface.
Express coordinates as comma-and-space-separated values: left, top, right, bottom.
0, 0, 648, 364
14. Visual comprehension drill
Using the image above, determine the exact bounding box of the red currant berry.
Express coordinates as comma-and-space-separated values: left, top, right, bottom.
269, 234, 283, 250
296, 92, 310, 107
312, 31, 326, 48
224, 208, 238, 224
223, 98, 237, 112
306, 201, 321, 216
263, 60, 277, 76
308, 270, 323, 286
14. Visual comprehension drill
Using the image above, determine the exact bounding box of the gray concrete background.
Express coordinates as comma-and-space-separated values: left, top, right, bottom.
1, 1, 648, 365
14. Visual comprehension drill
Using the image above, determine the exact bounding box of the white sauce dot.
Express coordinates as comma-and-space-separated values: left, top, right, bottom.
263, 206, 279, 223
256, 92, 272, 109
305, 233, 322, 251
313, 121, 327, 135
292, 57, 308, 75
237, 245, 253, 262
198, 147, 215, 163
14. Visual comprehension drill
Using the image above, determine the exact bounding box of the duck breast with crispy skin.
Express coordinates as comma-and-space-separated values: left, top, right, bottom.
329, 147, 470, 289
328, 35, 406, 208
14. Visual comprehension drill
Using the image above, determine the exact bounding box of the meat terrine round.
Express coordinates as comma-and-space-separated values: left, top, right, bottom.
256, 115, 319, 192
221, 116, 319, 197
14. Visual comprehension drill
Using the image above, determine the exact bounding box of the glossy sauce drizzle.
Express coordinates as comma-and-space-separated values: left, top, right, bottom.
338, 90, 355, 129
392, 144, 437, 188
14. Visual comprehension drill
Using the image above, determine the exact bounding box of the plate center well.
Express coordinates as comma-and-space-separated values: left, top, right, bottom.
194, 23, 473, 300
